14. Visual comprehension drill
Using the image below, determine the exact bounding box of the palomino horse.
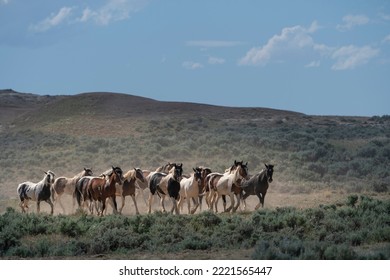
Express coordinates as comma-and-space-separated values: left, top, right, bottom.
114, 168, 145, 215
17, 170, 56, 215
241, 164, 274, 209
51, 168, 93, 214
148, 163, 183, 214
178, 167, 202, 214
87, 166, 124, 216
211, 160, 248, 212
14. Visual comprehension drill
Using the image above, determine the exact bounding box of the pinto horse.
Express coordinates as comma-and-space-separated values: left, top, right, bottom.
87, 166, 124, 216
148, 163, 183, 214
17, 170, 56, 214
51, 168, 93, 214
178, 167, 202, 214
241, 164, 274, 209
114, 168, 145, 215
212, 160, 248, 213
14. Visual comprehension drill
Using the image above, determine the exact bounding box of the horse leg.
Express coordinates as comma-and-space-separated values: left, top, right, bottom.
46, 199, 54, 215
36, 201, 41, 214
57, 195, 66, 214
170, 197, 179, 215
111, 196, 118, 214
119, 195, 125, 214
225, 194, 234, 212
186, 196, 191, 214
148, 193, 154, 214
160, 195, 166, 213
222, 195, 227, 212
131, 195, 140, 215
260, 193, 266, 208
233, 194, 240, 212
255, 193, 263, 210
214, 194, 221, 213
208, 190, 216, 212
19, 200, 26, 213
191, 197, 199, 214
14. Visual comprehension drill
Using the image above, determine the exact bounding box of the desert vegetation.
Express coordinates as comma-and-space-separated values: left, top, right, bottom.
0, 195, 389, 259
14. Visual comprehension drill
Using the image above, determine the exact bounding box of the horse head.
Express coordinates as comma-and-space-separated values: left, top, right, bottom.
111, 166, 124, 184
264, 164, 274, 183
193, 167, 203, 186
172, 163, 183, 181
83, 168, 93, 176
134, 168, 145, 183
44, 170, 56, 184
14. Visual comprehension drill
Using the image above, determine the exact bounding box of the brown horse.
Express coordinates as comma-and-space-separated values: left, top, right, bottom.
115, 168, 145, 215
87, 166, 123, 216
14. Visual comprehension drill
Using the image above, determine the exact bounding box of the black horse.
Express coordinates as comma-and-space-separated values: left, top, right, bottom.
241, 164, 274, 209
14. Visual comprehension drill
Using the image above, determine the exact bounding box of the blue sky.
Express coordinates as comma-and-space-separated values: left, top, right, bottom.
1, 0, 389, 116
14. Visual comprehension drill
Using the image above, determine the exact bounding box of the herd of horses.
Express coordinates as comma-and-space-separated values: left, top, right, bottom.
16, 161, 274, 216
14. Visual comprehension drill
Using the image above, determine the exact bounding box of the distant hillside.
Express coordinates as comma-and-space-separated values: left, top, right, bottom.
0, 89, 389, 205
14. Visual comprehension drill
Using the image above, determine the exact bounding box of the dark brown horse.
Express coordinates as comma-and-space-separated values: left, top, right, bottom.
88, 166, 124, 216
241, 164, 274, 209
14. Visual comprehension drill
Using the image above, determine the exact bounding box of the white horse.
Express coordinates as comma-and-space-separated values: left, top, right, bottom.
211, 161, 248, 213
178, 168, 202, 214
17, 170, 56, 214
51, 168, 93, 214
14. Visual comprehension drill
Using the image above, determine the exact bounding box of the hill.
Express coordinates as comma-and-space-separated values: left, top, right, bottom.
0, 89, 389, 211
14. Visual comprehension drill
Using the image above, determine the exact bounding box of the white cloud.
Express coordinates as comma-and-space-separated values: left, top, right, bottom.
186, 40, 244, 48
331, 45, 379, 70
305, 60, 320, 68
182, 61, 203, 70
238, 21, 319, 66
208, 56, 225, 64
382, 34, 390, 44
337, 14, 369, 31
379, 13, 390, 21
77, 0, 148, 25
0, 0, 10, 5
29, 7, 73, 32
29, 0, 148, 32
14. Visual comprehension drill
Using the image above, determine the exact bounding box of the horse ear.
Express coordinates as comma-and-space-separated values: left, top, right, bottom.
44, 171, 47, 175
112, 166, 115, 170
246, 162, 248, 166
264, 163, 268, 168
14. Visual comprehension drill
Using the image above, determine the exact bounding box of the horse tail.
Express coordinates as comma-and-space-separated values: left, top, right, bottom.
17, 183, 28, 202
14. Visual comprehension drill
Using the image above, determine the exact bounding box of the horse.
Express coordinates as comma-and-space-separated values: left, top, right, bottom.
114, 168, 145, 215
178, 167, 202, 214
17, 170, 56, 215
212, 160, 248, 213
197, 166, 212, 211
87, 166, 124, 216
148, 163, 183, 214
51, 168, 93, 214
155, 162, 176, 173
205, 160, 242, 211
241, 164, 274, 210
